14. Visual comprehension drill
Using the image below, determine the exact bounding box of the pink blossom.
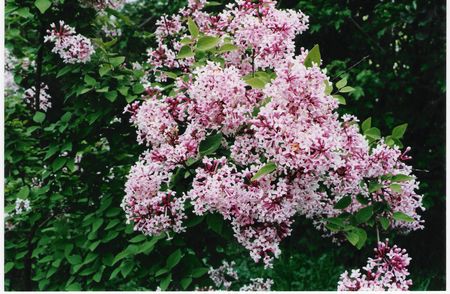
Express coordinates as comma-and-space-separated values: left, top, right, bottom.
45, 21, 95, 64
338, 240, 412, 291
23, 83, 52, 112
122, 0, 424, 269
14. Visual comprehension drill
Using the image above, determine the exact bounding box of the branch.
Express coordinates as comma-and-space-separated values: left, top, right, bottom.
332, 55, 370, 82
23, 213, 55, 290
348, 15, 386, 54
34, 21, 45, 111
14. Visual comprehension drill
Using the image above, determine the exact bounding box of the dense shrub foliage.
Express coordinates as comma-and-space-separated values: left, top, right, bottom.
4, 0, 445, 291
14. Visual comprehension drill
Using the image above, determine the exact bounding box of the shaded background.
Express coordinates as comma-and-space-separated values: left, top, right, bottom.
5, 0, 445, 290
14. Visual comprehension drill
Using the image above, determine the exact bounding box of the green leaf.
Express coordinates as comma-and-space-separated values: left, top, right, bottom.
105, 91, 118, 102
206, 214, 223, 234
96, 86, 109, 93
101, 37, 117, 47
118, 86, 129, 96
336, 78, 347, 89
56, 65, 74, 78
187, 17, 199, 38
14, 7, 33, 18
109, 267, 121, 280
33, 112, 46, 123
368, 182, 382, 193
132, 83, 145, 94
160, 273, 172, 291
197, 36, 220, 51
251, 162, 277, 181
333, 94, 346, 105
361, 117, 372, 132
61, 112, 72, 123
92, 219, 104, 233
393, 211, 415, 222
34, 0, 51, 14
392, 123, 408, 138
129, 235, 147, 243
5, 262, 14, 273
64, 244, 74, 258
186, 215, 205, 228
65, 283, 81, 291
84, 74, 96, 86
199, 133, 223, 156
205, 1, 222, 6
324, 80, 333, 95
120, 260, 134, 278
155, 268, 169, 277
166, 249, 183, 269
99, 65, 111, 77
385, 136, 395, 147
354, 228, 367, 249
177, 45, 195, 59
334, 196, 352, 209
102, 231, 119, 243
105, 219, 121, 230
345, 231, 359, 246
379, 216, 390, 230
325, 222, 342, 232
180, 37, 194, 45
78, 87, 93, 95
218, 43, 239, 53
339, 86, 355, 93
89, 240, 101, 251
180, 277, 192, 290
389, 183, 402, 193
17, 186, 30, 198
364, 127, 381, 140
392, 174, 413, 182
52, 157, 67, 172
67, 255, 82, 265
244, 77, 266, 89
110, 56, 125, 67
93, 266, 104, 283
356, 194, 369, 205
126, 95, 138, 103
355, 206, 373, 224
162, 71, 178, 80
304, 44, 321, 68
191, 267, 209, 278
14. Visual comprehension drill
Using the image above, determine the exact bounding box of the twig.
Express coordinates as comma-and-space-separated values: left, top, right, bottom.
34, 21, 45, 111
138, 15, 156, 29
251, 49, 256, 76
332, 55, 370, 81
349, 15, 385, 53
376, 224, 380, 243
23, 214, 55, 290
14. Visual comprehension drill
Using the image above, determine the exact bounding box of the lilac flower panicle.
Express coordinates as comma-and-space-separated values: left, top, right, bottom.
338, 240, 412, 291
122, 0, 424, 270
23, 83, 52, 112
45, 21, 95, 64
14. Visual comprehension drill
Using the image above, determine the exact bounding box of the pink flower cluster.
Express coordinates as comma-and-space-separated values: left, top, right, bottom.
121, 154, 186, 236
338, 240, 412, 291
83, 0, 125, 10
23, 83, 52, 112
123, 0, 424, 268
45, 21, 95, 64
240, 278, 274, 291
208, 260, 273, 291
208, 261, 239, 290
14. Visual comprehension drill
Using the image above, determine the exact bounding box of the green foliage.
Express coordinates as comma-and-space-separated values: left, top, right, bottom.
250, 162, 277, 181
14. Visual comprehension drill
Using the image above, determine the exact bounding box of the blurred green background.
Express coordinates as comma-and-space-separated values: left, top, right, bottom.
5, 0, 445, 290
